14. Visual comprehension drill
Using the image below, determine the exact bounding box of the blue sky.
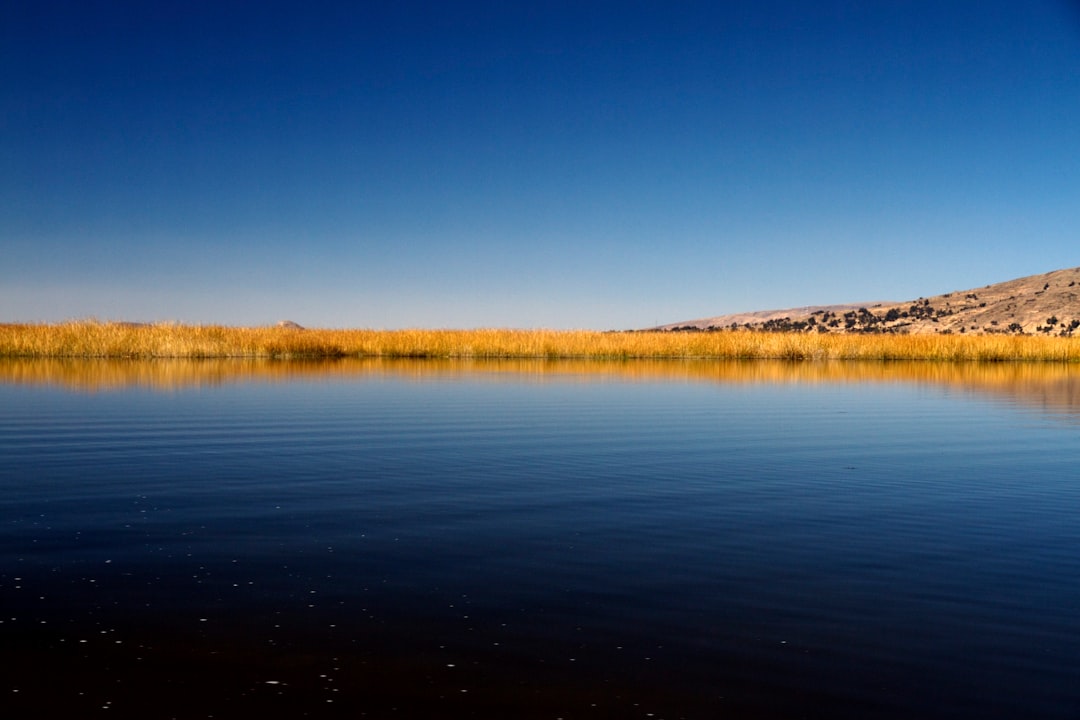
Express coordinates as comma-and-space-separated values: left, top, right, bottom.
3, 1, 1079, 329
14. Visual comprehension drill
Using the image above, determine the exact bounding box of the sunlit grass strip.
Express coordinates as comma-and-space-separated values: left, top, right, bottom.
1, 321, 1079, 361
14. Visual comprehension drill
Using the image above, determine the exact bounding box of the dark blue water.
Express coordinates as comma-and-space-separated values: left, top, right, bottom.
2, 363, 1079, 718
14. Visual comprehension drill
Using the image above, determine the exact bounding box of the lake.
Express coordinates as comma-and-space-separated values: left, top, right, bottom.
2, 358, 1079, 718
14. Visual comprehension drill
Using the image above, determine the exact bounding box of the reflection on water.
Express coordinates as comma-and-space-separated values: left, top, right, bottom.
3, 356, 1080, 717
4, 356, 1080, 416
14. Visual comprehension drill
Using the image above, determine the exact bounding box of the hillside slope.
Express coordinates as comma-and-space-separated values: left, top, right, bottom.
656, 266, 1080, 336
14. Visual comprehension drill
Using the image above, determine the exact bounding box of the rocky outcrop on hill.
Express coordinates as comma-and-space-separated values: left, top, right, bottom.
656, 266, 1080, 336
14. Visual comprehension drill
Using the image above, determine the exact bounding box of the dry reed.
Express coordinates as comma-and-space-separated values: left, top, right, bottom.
1, 321, 1079, 362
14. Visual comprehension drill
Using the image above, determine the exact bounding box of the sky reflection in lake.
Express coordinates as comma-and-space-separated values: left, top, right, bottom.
3, 356, 1080, 416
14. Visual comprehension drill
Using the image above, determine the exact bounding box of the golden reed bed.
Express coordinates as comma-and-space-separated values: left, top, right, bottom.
1, 320, 1079, 362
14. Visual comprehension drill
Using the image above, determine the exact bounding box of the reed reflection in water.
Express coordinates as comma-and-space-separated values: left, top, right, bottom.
3, 356, 1080, 417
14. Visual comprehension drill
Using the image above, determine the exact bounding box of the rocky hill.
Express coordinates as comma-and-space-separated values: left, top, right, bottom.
656, 266, 1080, 336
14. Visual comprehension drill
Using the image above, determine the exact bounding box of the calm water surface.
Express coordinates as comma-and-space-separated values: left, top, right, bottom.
1, 360, 1079, 718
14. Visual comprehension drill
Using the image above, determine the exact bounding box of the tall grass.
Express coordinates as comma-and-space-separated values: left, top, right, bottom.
1, 321, 1079, 362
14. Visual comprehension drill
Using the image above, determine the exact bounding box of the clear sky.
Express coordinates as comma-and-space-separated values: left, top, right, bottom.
3, 1, 1079, 329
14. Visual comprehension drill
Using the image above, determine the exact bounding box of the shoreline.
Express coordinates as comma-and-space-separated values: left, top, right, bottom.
2, 321, 1079, 362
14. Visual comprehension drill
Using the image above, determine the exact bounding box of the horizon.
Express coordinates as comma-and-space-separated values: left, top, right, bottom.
4, 1, 1080, 330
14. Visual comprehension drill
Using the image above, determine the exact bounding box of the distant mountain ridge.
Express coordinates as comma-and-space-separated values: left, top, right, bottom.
654, 266, 1080, 336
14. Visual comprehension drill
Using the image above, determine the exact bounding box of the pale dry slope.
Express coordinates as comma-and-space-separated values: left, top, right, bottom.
656, 266, 1080, 335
